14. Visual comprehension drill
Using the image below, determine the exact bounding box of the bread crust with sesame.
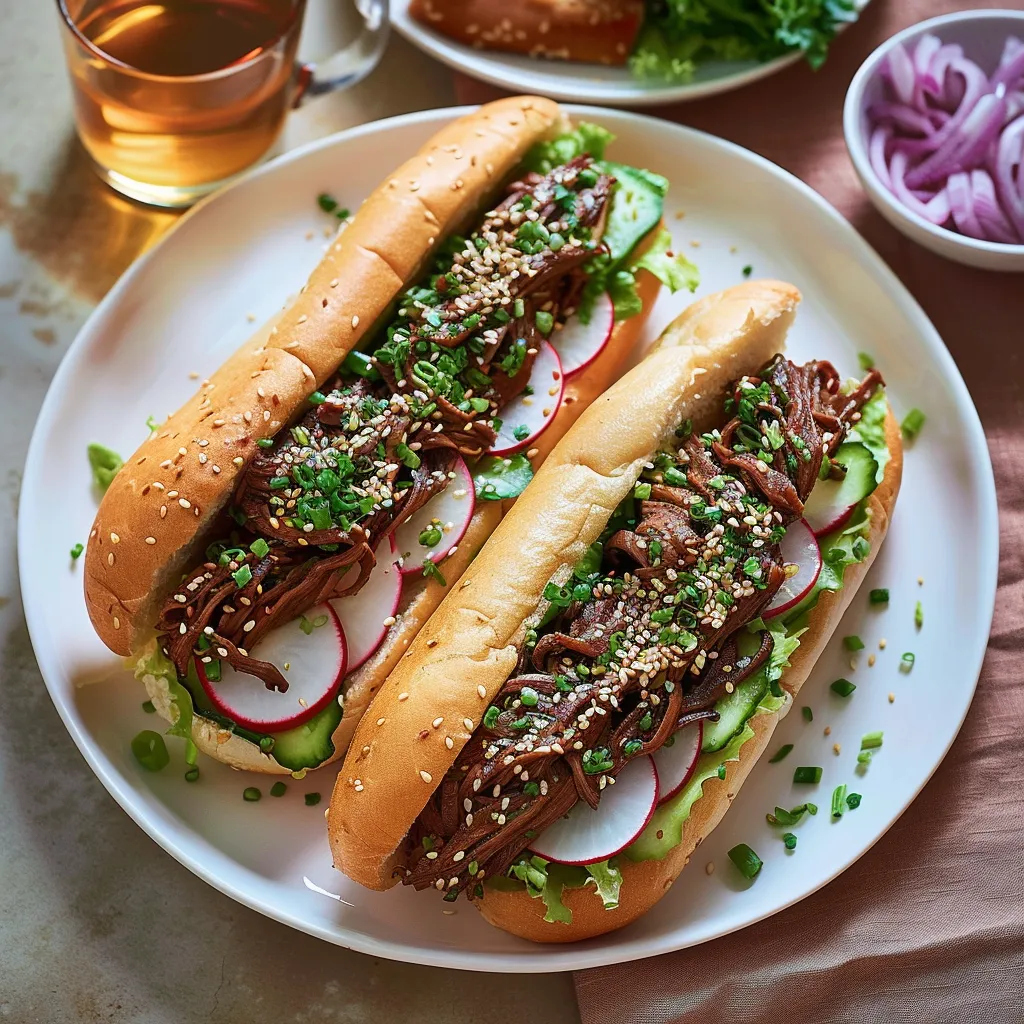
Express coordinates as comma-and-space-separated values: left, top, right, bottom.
409, 0, 645, 66
85, 95, 565, 659
328, 281, 805, 889
478, 410, 902, 941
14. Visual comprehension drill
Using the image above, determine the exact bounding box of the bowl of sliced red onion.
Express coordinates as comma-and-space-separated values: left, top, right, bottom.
844, 9, 1024, 271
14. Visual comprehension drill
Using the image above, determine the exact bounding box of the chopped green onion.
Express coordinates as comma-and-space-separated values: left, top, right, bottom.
418, 526, 443, 548
256, 437, 274, 449
801, 706, 813, 723
843, 635, 865, 651
513, 424, 530, 442
793, 766, 822, 784
766, 803, 815, 827
869, 588, 889, 605
901, 408, 926, 440
259, 736, 275, 753
914, 600, 923, 629
860, 731, 884, 750
519, 686, 539, 707
308, 390, 327, 405
299, 615, 314, 635
243, 787, 261, 802
270, 782, 287, 797
422, 558, 447, 587
768, 744, 793, 763
535, 310, 554, 335
634, 481, 652, 500
783, 832, 798, 850
830, 678, 856, 697
131, 730, 169, 772
846, 792, 862, 810
232, 564, 253, 588
304, 792, 322, 806
396, 443, 421, 469
831, 784, 848, 818
184, 767, 200, 783
717, 764, 727, 780
141, 700, 156, 714
857, 750, 873, 765
311, 614, 328, 628
741, 265, 753, 278
317, 193, 338, 213
900, 652, 915, 673
513, 298, 525, 319
483, 706, 500, 729
857, 352, 875, 371
250, 537, 270, 559
727, 843, 762, 880
70, 542, 84, 560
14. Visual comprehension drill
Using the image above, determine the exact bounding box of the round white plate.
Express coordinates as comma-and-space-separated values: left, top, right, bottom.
20, 106, 996, 972
391, 0, 870, 106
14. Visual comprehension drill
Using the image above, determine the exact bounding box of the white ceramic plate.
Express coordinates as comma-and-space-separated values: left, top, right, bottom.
391, 0, 870, 106
20, 106, 996, 972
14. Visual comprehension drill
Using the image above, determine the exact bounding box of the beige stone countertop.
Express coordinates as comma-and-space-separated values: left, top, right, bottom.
0, 1, 578, 1020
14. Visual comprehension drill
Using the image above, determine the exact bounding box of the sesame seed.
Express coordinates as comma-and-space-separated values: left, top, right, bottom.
477, 685, 486, 699
398, 692, 409, 702
145, 536, 156, 545
419, 770, 432, 784
824, 726, 832, 736
107, 552, 114, 567
109, 532, 120, 543
888, 692, 895, 703
376, 717, 386, 726
351, 315, 360, 328
178, 498, 190, 509
445, 737, 454, 749
705, 861, 715, 875
432, 717, 444, 728
463, 718, 473, 731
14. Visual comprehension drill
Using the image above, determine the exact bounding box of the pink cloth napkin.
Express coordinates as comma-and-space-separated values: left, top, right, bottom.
454, 2, 1024, 1019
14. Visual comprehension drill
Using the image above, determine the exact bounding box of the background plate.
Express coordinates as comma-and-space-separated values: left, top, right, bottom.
19, 106, 996, 972
391, 0, 870, 106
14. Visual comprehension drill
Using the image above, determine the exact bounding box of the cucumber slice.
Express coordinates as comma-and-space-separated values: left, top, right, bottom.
182, 658, 342, 770
599, 163, 665, 263
803, 442, 878, 537
270, 698, 343, 772
701, 668, 770, 753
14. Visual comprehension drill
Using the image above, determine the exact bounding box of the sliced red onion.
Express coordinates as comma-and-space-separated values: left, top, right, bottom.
970, 169, 1020, 243
868, 100, 937, 136
994, 114, 1024, 238
884, 42, 916, 105
889, 150, 951, 225
869, 126, 893, 189
947, 172, 985, 238
866, 34, 1024, 246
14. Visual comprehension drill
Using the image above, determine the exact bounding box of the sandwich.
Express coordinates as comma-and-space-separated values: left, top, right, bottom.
327, 279, 902, 941
83, 96, 701, 775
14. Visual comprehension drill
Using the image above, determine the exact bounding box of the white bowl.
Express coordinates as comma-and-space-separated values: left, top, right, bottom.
844, 9, 1024, 272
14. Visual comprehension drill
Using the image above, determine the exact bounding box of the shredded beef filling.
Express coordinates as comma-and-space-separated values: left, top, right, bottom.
403, 356, 883, 899
156, 157, 615, 695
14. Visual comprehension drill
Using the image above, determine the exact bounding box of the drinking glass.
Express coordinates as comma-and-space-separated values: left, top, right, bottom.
57, 0, 389, 207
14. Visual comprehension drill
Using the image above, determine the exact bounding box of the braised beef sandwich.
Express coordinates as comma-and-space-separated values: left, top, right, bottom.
328, 281, 903, 942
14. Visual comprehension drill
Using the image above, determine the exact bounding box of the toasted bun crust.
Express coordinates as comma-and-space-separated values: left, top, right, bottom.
409, 0, 644, 65
477, 409, 903, 941
84, 96, 565, 659
328, 281, 803, 888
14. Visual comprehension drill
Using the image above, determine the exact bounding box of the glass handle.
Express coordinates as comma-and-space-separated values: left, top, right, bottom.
293, 0, 390, 107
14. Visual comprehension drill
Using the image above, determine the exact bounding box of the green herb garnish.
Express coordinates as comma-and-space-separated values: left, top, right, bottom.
783, 832, 798, 850
914, 600, 923, 629
131, 731, 169, 772
843, 635, 865, 651
727, 843, 762, 880
793, 766, 822, 784
270, 782, 287, 797
70, 543, 84, 560
860, 730, 884, 750
305, 792, 322, 806
422, 558, 447, 587
830, 678, 856, 697
857, 352, 875, 371
768, 743, 793, 763
869, 588, 889, 605
801, 706, 813, 723
900, 652, 915, 673
87, 443, 124, 494
243, 787, 261, 802
901, 408, 926, 440
831, 783, 848, 819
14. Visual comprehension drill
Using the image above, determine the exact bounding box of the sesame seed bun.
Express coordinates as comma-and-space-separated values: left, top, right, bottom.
327, 280, 805, 889
409, 0, 645, 66
85, 96, 566, 659
477, 409, 902, 941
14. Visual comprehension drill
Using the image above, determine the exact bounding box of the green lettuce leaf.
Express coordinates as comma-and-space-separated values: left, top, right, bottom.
584, 859, 623, 910
87, 443, 123, 494
629, 0, 858, 84
523, 122, 615, 175
503, 856, 587, 924
133, 642, 195, 741
633, 226, 701, 295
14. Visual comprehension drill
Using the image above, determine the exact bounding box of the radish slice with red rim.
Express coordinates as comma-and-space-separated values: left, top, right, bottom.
763, 519, 822, 619
392, 455, 474, 576
652, 722, 703, 805
549, 292, 614, 377
529, 755, 659, 866
196, 602, 347, 732
490, 341, 564, 456
329, 536, 402, 671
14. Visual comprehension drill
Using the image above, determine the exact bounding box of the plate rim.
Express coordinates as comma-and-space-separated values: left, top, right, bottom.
19, 103, 998, 973
390, 0, 871, 107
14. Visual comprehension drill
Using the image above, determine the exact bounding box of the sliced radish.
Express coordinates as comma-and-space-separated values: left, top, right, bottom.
529, 755, 659, 866
329, 536, 402, 672
763, 518, 822, 619
802, 442, 878, 538
652, 722, 703, 804
490, 341, 564, 456
550, 291, 614, 377
392, 455, 474, 576
197, 602, 347, 732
